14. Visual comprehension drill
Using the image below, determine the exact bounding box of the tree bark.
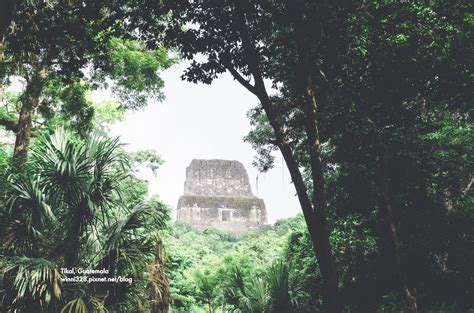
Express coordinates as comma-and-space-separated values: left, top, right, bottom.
64, 205, 84, 268
0, 0, 18, 36
12, 64, 47, 167
0, 117, 17, 132
291, 2, 343, 312
379, 148, 417, 313
0, 37, 4, 102
231, 73, 341, 313
255, 79, 342, 313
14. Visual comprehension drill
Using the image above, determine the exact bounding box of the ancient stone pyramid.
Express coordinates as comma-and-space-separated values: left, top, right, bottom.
176, 159, 267, 233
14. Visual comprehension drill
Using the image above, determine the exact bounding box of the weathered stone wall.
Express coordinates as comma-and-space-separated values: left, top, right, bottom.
184, 159, 252, 197
176, 159, 267, 233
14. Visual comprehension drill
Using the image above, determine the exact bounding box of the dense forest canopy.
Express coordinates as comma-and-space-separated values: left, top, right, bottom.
0, 0, 472, 312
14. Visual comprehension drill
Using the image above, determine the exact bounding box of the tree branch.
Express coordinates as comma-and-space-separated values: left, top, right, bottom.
0, 116, 18, 132
233, 2, 315, 225
223, 63, 257, 95
462, 174, 474, 197
269, 139, 279, 146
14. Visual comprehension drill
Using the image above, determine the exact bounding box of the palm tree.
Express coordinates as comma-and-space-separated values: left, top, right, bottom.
224, 266, 268, 313
32, 128, 129, 268
1, 127, 170, 312
2, 256, 62, 312
223, 261, 295, 313
266, 261, 293, 313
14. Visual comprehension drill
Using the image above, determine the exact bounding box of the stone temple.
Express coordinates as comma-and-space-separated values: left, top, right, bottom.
176, 159, 267, 233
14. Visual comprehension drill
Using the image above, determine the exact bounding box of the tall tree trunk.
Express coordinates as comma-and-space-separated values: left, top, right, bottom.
63, 232, 81, 268
0, 37, 4, 102
233, 77, 342, 312
379, 148, 417, 313
291, 2, 342, 312
64, 205, 84, 268
13, 64, 47, 167
255, 79, 341, 313
0, 0, 18, 36
150, 238, 171, 313
295, 46, 343, 313
226, 4, 342, 311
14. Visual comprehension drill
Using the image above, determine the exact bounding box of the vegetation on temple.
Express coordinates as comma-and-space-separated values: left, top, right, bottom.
0, 0, 472, 312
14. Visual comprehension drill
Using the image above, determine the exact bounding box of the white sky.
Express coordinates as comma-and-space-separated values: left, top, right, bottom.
108, 62, 301, 223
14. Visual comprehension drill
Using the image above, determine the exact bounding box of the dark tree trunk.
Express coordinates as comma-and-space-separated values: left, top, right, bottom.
294, 45, 343, 313
256, 78, 342, 313
291, 2, 342, 312
64, 208, 83, 268
379, 149, 418, 313
233, 81, 342, 313
12, 65, 47, 167
225, 4, 342, 312
0, 37, 4, 101
0, 0, 18, 36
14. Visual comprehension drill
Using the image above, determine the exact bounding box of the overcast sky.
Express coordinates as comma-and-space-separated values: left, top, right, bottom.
108, 62, 301, 223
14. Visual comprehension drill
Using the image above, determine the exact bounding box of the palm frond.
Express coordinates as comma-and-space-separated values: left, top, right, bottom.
2, 219, 42, 255
98, 204, 164, 274
32, 128, 92, 205
28, 128, 135, 268
8, 174, 56, 226
242, 277, 269, 313
223, 266, 247, 309
266, 261, 293, 312
3, 256, 62, 311
60, 293, 109, 313
60, 298, 89, 313
4, 174, 56, 254
87, 134, 128, 172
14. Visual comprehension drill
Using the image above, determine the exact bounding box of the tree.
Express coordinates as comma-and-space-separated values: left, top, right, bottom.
0, 0, 17, 35
222, 261, 294, 312
195, 270, 218, 313
245, 1, 472, 311
1, 128, 170, 311
0, 1, 175, 167
320, 2, 471, 311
